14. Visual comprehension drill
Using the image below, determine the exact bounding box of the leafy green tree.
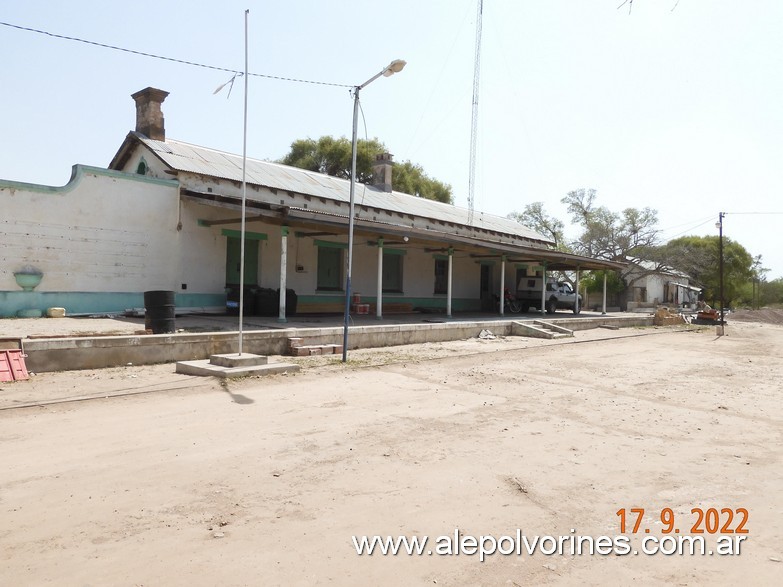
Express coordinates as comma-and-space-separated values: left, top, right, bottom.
581, 270, 626, 295
392, 161, 452, 204
760, 278, 783, 306
280, 136, 384, 183
280, 136, 453, 204
660, 235, 754, 307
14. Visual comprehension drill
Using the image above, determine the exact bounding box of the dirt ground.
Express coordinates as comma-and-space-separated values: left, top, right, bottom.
1, 318, 781, 586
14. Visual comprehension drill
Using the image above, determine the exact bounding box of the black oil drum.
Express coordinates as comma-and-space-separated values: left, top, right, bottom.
144, 290, 176, 334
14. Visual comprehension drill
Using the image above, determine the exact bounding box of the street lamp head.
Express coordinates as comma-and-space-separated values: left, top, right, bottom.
383, 59, 407, 77
715, 221, 721, 229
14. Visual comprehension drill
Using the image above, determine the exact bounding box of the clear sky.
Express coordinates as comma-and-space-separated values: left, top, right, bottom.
2, 0, 781, 278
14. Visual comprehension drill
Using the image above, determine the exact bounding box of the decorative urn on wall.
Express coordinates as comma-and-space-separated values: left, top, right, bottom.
13, 266, 43, 292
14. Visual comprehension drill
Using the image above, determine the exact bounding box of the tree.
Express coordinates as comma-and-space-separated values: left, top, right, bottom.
508, 191, 664, 292
508, 190, 660, 261
581, 270, 626, 295
659, 235, 755, 307
280, 136, 383, 183
561, 188, 660, 261
279, 136, 453, 204
759, 278, 783, 306
391, 161, 452, 204
507, 189, 762, 309
507, 202, 567, 249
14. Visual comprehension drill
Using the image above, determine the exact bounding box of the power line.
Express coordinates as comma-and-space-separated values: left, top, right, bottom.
658, 211, 783, 241
724, 211, 783, 215
659, 213, 715, 233
0, 21, 352, 88
660, 216, 716, 240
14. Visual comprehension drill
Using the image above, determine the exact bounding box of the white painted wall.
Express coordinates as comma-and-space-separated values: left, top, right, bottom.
177, 200, 229, 294
0, 166, 180, 292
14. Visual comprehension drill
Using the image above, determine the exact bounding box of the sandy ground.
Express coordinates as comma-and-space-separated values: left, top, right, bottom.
1, 319, 781, 586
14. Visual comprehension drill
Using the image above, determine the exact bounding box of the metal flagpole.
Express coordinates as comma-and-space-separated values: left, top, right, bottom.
238, 9, 249, 355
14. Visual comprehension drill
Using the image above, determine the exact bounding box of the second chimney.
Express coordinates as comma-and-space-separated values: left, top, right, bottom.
372, 153, 394, 193
131, 87, 169, 141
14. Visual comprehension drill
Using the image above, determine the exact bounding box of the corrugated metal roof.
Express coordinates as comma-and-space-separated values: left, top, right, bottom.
137, 135, 553, 246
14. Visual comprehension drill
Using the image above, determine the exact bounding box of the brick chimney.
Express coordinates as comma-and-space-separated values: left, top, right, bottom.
131, 87, 169, 141
372, 153, 394, 192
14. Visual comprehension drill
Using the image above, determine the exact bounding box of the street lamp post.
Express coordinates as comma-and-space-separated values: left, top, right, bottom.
342, 59, 406, 363
716, 212, 725, 335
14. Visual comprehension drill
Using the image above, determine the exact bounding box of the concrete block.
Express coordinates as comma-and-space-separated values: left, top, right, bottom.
175, 359, 300, 379
209, 353, 268, 367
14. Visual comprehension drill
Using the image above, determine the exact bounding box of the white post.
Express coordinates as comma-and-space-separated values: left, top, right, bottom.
376, 238, 383, 319
446, 248, 453, 318
540, 262, 547, 314
499, 256, 505, 316
602, 271, 607, 315
575, 267, 581, 313
278, 227, 288, 322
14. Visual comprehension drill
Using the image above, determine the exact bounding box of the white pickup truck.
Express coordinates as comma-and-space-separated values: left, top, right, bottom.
516, 280, 581, 314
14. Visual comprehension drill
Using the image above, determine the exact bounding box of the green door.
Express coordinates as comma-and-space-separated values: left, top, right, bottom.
225, 237, 259, 285
480, 264, 493, 310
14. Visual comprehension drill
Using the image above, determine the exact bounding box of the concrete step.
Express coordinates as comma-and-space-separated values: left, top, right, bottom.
511, 320, 574, 340
209, 353, 268, 367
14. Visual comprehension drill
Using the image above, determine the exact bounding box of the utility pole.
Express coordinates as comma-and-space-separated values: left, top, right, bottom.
716, 212, 725, 335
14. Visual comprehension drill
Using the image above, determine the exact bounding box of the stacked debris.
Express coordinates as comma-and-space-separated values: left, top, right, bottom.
691, 307, 724, 325
653, 307, 687, 326
287, 338, 343, 357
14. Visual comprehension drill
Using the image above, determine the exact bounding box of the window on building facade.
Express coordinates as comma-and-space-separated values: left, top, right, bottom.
317, 246, 343, 291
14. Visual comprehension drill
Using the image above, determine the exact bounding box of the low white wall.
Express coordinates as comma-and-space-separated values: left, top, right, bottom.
1, 166, 180, 294
23, 315, 655, 372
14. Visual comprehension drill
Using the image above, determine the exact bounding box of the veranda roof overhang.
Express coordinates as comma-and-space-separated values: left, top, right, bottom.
182, 188, 626, 273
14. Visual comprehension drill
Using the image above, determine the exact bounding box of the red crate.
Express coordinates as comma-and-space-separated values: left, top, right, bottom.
0, 350, 29, 382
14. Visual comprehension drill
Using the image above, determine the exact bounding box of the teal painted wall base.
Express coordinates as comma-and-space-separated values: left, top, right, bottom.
0, 291, 226, 318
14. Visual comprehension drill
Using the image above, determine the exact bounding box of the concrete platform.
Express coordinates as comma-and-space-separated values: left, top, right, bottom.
175, 352, 300, 378
12, 312, 655, 373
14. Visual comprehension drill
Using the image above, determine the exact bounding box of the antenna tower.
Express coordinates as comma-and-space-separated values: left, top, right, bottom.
467, 0, 483, 225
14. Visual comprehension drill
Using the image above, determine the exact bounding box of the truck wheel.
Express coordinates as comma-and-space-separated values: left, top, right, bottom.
546, 300, 557, 314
